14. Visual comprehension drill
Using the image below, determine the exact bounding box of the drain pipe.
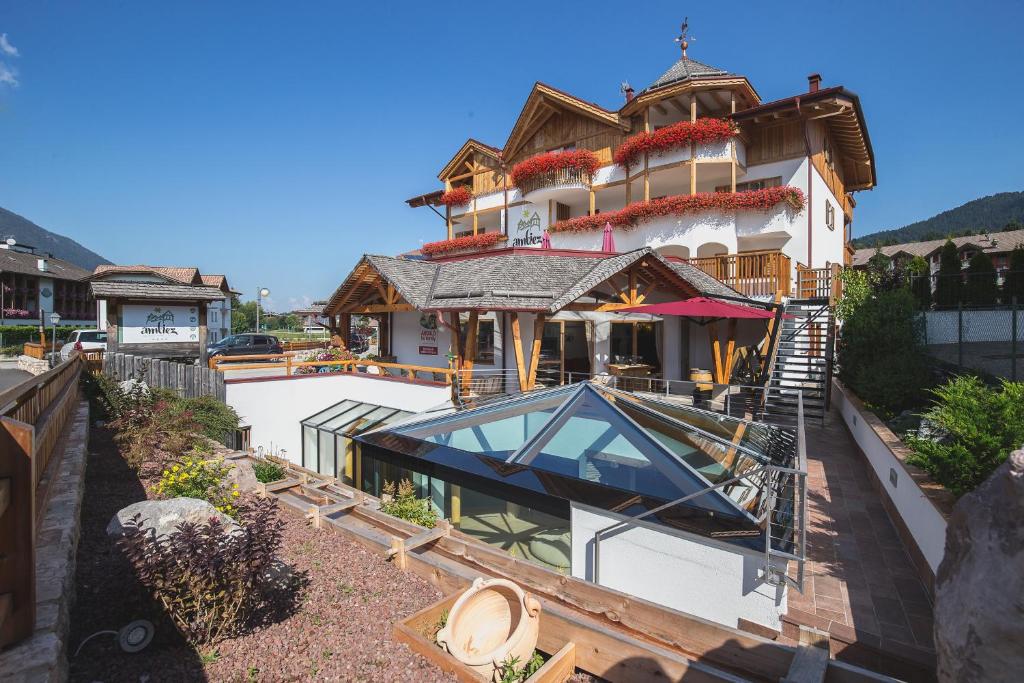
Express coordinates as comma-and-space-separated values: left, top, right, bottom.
796, 95, 813, 269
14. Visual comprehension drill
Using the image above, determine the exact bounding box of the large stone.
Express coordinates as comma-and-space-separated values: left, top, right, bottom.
106, 497, 238, 541
224, 457, 260, 492
935, 448, 1024, 682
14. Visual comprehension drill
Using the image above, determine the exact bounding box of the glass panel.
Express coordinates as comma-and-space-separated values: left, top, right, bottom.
420, 408, 556, 459
332, 406, 400, 436
336, 434, 353, 485
610, 322, 633, 363
302, 399, 358, 427
317, 403, 378, 432
318, 430, 336, 477
636, 322, 660, 370
302, 425, 318, 470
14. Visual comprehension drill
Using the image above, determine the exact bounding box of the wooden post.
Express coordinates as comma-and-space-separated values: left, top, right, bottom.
462, 311, 479, 385
589, 189, 596, 216
339, 313, 351, 350
690, 93, 698, 196
198, 302, 208, 366
723, 318, 737, 383
730, 92, 737, 193
528, 314, 546, 390
510, 312, 528, 391
472, 196, 479, 236
708, 322, 723, 384
105, 298, 119, 355
643, 107, 651, 202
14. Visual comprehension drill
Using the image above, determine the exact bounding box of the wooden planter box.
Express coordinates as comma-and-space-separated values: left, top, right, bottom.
394, 592, 576, 683
22, 343, 46, 360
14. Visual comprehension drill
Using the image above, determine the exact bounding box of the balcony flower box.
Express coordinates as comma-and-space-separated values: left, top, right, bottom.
510, 150, 600, 197
440, 186, 473, 208
550, 186, 805, 233
613, 118, 737, 168
422, 232, 507, 257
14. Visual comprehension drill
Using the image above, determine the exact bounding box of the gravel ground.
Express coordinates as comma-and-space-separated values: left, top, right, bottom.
69, 426, 455, 682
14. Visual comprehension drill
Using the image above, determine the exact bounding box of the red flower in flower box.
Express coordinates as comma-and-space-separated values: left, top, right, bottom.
549, 186, 805, 233
613, 118, 737, 168
421, 232, 506, 257
439, 186, 473, 207
509, 149, 601, 193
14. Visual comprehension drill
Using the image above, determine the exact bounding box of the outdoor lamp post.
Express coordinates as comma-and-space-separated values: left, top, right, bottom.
256, 287, 270, 333
49, 311, 61, 367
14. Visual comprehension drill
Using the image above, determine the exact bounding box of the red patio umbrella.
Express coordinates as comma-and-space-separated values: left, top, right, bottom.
620, 297, 781, 384
540, 229, 551, 249
601, 222, 616, 253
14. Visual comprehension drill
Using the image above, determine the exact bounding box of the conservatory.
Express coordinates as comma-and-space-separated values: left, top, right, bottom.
354, 381, 804, 578
300, 400, 414, 482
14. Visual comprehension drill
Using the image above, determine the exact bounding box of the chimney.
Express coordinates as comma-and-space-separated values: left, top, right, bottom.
37, 258, 48, 272
808, 73, 822, 93
621, 82, 635, 103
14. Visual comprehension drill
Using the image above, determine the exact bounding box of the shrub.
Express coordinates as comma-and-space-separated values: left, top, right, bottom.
908, 255, 932, 310
837, 287, 931, 418
498, 652, 545, 683
153, 455, 241, 517
934, 239, 962, 308
1003, 243, 1024, 304
834, 268, 871, 323
905, 376, 1024, 496
117, 496, 295, 644
379, 479, 437, 528
114, 398, 202, 472
170, 395, 240, 443
964, 251, 998, 307
252, 459, 285, 484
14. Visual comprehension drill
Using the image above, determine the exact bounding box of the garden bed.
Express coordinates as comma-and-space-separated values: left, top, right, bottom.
68, 425, 456, 682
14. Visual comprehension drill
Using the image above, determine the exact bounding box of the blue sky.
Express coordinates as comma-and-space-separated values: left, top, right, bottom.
1, 1, 1022, 310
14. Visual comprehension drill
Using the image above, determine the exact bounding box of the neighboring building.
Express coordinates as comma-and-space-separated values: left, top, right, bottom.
89, 265, 228, 361
406, 28, 874, 298
0, 241, 94, 326
200, 274, 237, 343
292, 301, 330, 333
852, 228, 1024, 282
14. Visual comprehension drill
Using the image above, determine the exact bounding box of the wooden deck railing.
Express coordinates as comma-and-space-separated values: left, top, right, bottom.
0, 356, 84, 647
516, 166, 593, 197
686, 250, 792, 298
796, 264, 842, 301
211, 354, 456, 385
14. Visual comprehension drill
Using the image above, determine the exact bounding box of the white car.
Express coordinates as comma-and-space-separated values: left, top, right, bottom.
60, 329, 107, 361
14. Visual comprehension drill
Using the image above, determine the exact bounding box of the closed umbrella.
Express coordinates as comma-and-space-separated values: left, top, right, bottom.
601, 222, 616, 253
540, 229, 551, 249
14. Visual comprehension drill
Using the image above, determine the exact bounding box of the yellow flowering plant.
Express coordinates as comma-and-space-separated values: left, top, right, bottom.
154, 455, 241, 518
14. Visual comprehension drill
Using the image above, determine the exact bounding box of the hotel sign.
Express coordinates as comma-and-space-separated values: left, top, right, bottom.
418, 313, 438, 356
121, 304, 199, 344
511, 207, 545, 248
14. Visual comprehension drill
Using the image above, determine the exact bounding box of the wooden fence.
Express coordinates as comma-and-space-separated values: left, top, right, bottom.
0, 356, 84, 647
104, 352, 226, 402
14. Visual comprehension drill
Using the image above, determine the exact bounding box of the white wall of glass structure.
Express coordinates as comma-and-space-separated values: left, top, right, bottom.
570, 503, 788, 631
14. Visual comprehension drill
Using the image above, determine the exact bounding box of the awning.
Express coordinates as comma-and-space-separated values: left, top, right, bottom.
619, 297, 775, 324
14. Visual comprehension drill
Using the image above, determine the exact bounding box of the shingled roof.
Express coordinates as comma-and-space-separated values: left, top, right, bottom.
89, 281, 226, 301
326, 248, 746, 315
0, 249, 92, 281
852, 229, 1024, 268
643, 56, 731, 93
93, 265, 203, 285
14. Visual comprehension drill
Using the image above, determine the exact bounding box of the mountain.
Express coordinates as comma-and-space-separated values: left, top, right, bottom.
0, 207, 111, 271
853, 191, 1024, 248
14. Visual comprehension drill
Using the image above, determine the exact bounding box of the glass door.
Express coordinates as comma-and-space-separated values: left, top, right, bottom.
538, 321, 592, 386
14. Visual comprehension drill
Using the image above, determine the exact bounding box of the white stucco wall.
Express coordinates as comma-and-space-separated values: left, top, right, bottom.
832, 381, 947, 574
570, 503, 787, 631
225, 373, 451, 465
391, 310, 453, 369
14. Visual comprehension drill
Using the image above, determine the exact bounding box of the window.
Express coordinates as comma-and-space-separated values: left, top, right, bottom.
610, 321, 661, 369
460, 318, 495, 365
823, 136, 834, 169
555, 202, 571, 222
715, 176, 782, 193
825, 201, 835, 231
78, 331, 107, 343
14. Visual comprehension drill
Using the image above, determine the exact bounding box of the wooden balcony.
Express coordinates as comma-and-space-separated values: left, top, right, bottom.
686, 250, 792, 298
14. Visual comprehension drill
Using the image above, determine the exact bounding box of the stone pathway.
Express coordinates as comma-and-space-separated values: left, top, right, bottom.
784, 411, 935, 658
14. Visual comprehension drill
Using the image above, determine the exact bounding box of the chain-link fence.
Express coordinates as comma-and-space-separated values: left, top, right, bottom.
919, 296, 1022, 380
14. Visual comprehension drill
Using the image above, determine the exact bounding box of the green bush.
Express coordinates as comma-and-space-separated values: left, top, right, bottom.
154, 454, 242, 517
379, 479, 437, 528
908, 255, 932, 310
906, 376, 1024, 496
1004, 244, 1024, 304
252, 459, 285, 484
170, 395, 240, 442
0, 324, 89, 347
934, 240, 962, 308
837, 287, 931, 418
964, 252, 999, 307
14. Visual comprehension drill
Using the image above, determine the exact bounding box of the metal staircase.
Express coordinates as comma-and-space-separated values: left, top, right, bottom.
764, 298, 835, 423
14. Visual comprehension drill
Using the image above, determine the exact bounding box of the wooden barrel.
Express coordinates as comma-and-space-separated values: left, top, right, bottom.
690, 368, 713, 391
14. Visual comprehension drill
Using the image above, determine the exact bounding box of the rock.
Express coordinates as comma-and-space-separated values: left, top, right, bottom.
225, 457, 260, 492
119, 378, 149, 395
935, 448, 1024, 682
106, 497, 238, 541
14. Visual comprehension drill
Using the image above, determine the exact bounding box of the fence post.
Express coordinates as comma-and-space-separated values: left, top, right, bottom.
957, 301, 963, 369
1013, 296, 1018, 382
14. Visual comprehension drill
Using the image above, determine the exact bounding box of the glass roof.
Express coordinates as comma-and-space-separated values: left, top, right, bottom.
387, 381, 797, 523
302, 399, 413, 437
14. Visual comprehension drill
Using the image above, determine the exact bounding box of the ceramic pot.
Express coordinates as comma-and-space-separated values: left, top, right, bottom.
436, 577, 542, 681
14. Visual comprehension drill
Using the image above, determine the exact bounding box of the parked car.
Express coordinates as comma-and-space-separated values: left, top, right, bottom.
207, 333, 283, 360
60, 329, 107, 361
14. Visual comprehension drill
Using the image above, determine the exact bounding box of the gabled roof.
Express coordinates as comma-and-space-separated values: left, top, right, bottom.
0, 248, 92, 281
89, 281, 226, 301
438, 138, 502, 181
852, 229, 1024, 267
93, 265, 203, 285
325, 247, 744, 315
644, 55, 732, 93
503, 82, 628, 161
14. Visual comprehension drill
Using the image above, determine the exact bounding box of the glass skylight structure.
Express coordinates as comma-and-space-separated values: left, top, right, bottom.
356, 381, 798, 551
301, 400, 413, 483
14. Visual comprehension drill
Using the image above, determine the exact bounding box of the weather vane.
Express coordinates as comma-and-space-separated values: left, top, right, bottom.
674, 18, 694, 56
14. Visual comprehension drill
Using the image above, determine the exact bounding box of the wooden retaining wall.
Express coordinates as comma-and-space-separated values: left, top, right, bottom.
103, 352, 225, 402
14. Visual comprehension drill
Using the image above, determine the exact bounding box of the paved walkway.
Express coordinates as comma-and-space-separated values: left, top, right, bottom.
785, 411, 935, 656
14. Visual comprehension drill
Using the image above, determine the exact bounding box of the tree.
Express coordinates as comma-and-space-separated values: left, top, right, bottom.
934, 239, 962, 308
964, 252, 998, 307
1003, 244, 1024, 305
907, 255, 932, 310
231, 297, 258, 334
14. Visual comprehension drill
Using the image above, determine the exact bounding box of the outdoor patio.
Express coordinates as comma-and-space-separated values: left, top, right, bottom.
784, 410, 935, 667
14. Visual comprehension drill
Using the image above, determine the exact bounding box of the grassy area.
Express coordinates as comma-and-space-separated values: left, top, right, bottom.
266, 330, 329, 341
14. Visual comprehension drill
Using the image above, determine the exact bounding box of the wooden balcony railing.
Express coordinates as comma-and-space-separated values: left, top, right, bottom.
686, 251, 792, 298
796, 264, 842, 302
517, 165, 593, 197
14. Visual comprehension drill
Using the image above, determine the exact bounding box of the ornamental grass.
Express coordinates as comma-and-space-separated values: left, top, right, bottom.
550, 186, 805, 233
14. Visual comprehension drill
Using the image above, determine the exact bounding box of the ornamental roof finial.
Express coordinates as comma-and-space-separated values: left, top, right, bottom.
674, 18, 694, 57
